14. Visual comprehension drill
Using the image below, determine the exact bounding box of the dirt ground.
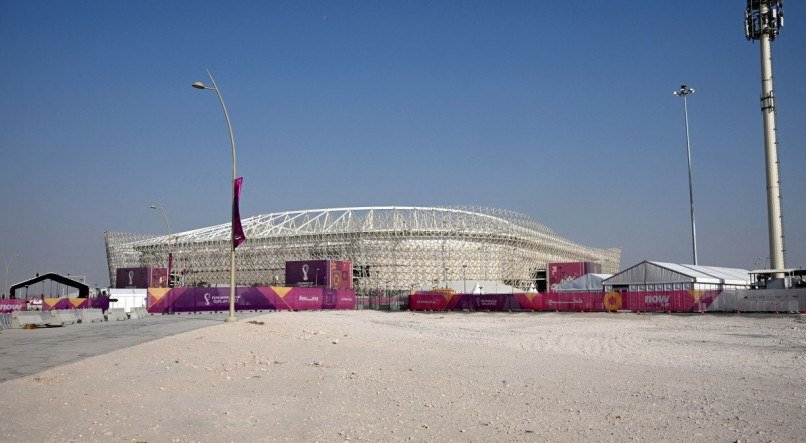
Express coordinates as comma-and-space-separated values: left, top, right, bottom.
1, 311, 804, 442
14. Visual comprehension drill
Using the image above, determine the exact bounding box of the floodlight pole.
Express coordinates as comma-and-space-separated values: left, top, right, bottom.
193, 69, 238, 322
150, 203, 173, 281
746, 0, 786, 277
3, 254, 19, 298
674, 85, 698, 266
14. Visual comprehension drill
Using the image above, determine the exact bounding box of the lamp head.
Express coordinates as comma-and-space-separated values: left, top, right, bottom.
192, 82, 209, 90
150, 205, 158, 209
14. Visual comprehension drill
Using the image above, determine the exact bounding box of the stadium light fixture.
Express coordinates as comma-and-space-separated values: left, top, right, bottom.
150, 203, 173, 285
3, 253, 20, 298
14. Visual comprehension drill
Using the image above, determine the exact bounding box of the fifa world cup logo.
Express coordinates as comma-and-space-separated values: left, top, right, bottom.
302, 264, 310, 281
128, 271, 134, 286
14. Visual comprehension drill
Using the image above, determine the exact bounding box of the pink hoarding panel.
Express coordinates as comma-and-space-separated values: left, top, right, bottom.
410, 290, 722, 313
0, 299, 26, 313
547, 262, 587, 291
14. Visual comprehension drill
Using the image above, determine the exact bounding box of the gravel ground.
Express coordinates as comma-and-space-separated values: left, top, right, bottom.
1, 311, 804, 442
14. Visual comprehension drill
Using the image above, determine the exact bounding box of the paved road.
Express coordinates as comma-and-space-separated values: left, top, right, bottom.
0, 311, 266, 382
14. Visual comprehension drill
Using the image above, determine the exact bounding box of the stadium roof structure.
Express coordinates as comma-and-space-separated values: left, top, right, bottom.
105, 206, 621, 292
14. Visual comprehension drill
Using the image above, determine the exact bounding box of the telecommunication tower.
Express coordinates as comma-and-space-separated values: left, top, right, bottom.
745, 0, 786, 275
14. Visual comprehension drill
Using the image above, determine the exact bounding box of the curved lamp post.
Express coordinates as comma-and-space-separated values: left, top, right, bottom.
150, 203, 173, 285
193, 69, 238, 323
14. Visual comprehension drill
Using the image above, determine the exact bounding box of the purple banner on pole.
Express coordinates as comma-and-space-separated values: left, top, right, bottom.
232, 177, 245, 248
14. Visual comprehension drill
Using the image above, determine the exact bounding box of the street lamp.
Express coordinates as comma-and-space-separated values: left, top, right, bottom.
673, 84, 698, 266
150, 202, 173, 284
462, 264, 467, 294
3, 254, 19, 298
193, 69, 239, 323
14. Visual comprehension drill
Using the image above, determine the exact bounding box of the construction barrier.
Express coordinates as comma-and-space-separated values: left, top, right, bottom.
42, 296, 110, 312
78, 309, 105, 323
147, 287, 357, 313
49, 310, 78, 326
127, 307, 148, 319
0, 313, 12, 330
10, 311, 46, 328
106, 308, 128, 321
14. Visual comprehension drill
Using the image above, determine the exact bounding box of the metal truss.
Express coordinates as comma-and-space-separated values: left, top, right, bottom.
105, 206, 621, 293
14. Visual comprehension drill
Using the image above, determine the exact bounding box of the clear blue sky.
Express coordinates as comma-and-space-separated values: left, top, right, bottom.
1, 1, 804, 289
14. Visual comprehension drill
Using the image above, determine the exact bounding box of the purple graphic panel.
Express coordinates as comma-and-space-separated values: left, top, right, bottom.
116, 268, 149, 288
116, 268, 167, 289
286, 260, 331, 287
147, 287, 356, 313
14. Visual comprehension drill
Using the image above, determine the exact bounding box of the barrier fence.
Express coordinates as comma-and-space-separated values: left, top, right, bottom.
410, 288, 806, 313
41, 297, 110, 312
146, 287, 357, 313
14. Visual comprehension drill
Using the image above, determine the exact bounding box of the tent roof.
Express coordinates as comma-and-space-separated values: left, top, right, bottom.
603, 261, 750, 286
416, 280, 519, 294
9, 273, 90, 298
555, 273, 612, 292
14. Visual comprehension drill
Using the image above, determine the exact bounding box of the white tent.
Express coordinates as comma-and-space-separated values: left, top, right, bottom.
603, 261, 750, 291
554, 273, 612, 292
416, 280, 520, 294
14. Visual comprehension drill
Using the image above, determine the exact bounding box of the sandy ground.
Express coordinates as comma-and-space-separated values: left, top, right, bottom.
1, 311, 804, 442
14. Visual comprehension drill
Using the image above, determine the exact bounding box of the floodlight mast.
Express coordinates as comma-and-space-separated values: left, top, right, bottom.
745, 0, 786, 277
673, 85, 698, 266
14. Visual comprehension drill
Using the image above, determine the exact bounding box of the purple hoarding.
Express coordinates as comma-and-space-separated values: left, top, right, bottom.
147, 286, 356, 313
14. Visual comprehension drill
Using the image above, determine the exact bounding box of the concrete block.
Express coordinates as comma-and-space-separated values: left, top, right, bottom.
133, 307, 149, 319
49, 310, 78, 326
10, 311, 46, 329
78, 309, 105, 323
107, 308, 128, 321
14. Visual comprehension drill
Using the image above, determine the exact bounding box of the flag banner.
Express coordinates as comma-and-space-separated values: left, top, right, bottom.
168, 252, 174, 287
232, 177, 246, 248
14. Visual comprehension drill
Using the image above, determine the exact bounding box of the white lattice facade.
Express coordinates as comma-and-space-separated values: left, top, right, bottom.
105, 206, 620, 293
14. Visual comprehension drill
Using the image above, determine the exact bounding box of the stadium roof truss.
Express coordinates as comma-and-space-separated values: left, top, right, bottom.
105, 206, 621, 292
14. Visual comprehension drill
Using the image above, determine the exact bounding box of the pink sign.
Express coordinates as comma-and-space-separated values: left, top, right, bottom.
0, 299, 26, 313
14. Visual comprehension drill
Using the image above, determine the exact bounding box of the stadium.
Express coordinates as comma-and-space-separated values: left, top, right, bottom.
104, 206, 621, 294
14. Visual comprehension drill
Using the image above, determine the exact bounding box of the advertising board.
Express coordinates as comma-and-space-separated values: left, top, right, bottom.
115, 268, 168, 289
285, 260, 352, 289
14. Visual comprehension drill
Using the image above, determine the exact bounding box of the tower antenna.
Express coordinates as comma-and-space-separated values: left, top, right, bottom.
745, 0, 786, 276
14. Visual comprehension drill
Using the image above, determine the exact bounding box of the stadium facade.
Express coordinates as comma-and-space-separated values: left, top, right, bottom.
105, 206, 621, 293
